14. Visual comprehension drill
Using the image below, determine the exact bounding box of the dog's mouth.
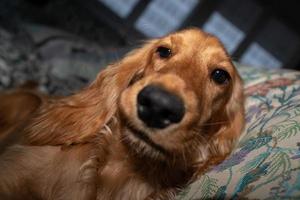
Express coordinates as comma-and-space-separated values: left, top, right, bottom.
126, 124, 169, 156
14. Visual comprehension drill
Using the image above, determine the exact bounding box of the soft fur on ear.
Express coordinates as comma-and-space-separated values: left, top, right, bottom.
0, 91, 42, 148
192, 71, 245, 179
209, 70, 245, 160
23, 42, 155, 145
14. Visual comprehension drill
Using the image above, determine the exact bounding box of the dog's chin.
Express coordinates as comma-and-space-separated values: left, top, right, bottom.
124, 123, 169, 159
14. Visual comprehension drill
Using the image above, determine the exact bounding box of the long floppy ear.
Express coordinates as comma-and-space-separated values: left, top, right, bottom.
0, 91, 42, 142
209, 70, 245, 160
24, 41, 156, 145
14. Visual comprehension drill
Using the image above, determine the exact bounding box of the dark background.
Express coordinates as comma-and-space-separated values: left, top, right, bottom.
1, 0, 300, 69
0, 0, 300, 91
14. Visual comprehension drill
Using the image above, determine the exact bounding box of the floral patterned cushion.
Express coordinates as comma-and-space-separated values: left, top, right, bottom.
178, 65, 300, 200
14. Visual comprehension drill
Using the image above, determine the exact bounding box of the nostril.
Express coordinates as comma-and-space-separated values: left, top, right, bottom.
138, 94, 151, 107
137, 85, 185, 129
161, 109, 171, 119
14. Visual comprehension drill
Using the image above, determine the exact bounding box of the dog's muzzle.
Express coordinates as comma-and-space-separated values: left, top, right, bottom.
137, 85, 185, 129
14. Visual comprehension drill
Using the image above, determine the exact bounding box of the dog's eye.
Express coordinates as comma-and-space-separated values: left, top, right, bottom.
211, 69, 230, 85
156, 46, 172, 58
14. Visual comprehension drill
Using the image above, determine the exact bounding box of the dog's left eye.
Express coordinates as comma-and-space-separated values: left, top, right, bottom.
211, 69, 230, 85
156, 46, 172, 58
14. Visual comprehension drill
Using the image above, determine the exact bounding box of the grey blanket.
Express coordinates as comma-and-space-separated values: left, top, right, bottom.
0, 24, 129, 95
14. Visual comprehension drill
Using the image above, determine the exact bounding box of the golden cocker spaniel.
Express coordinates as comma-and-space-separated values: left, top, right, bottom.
0, 28, 245, 200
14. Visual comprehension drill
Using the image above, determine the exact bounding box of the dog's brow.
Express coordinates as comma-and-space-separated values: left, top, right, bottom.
202, 46, 221, 56
201, 46, 229, 64
170, 35, 183, 46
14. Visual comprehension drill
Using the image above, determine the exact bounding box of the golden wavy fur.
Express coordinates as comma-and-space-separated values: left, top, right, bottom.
0, 28, 244, 200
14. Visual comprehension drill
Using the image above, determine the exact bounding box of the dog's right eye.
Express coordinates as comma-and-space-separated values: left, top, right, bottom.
156, 46, 172, 58
211, 69, 230, 85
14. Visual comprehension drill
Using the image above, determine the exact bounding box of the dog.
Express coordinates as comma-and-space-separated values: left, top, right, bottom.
0, 28, 245, 200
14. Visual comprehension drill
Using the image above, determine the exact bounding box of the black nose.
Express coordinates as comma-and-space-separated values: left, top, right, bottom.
137, 85, 185, 129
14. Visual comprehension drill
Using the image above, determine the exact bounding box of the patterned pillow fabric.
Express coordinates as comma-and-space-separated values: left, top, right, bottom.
178, 65, 300, 199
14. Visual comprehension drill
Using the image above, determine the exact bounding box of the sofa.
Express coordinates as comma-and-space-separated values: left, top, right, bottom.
1, 25, 300, 199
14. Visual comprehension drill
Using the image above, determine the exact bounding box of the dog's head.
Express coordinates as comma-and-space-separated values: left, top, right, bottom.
24, 29, 244, 170
118, 29, 244, 168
